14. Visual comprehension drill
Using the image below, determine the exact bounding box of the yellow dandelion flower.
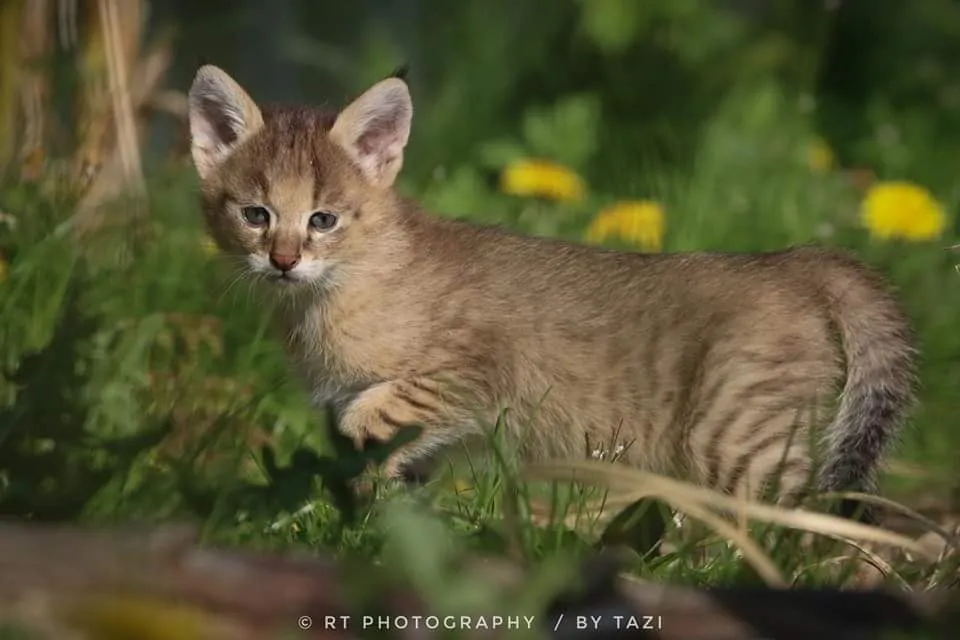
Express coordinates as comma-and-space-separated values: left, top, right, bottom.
807, 138, 835, 173
60, 594, 209, 640
452, 478, 473, 494
860, 181, 947, 242
500, 159, 586, 203
200, 236, 219, 256
585, 200, 666, 252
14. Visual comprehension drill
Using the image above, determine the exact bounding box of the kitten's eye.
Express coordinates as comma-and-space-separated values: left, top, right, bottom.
241, 206, 270, 227
309, 211, 339, 231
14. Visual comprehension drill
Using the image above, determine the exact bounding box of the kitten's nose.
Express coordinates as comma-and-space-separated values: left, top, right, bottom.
269, 253, 300, 272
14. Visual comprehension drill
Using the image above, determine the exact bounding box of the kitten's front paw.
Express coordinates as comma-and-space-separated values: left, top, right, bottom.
338, 384, 402, 451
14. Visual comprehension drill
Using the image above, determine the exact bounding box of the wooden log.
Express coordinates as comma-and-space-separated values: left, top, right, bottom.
547, 551, 958, 639
0, 521, 954, 639
0, 522, 358, 639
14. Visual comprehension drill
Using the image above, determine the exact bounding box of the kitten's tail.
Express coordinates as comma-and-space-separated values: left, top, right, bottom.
813, 251, 917, 518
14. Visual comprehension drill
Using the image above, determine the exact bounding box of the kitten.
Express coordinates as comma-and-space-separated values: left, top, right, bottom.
187, 65, 916, 515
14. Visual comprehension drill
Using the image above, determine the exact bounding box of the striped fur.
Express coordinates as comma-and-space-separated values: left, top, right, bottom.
187, 66, 918, 513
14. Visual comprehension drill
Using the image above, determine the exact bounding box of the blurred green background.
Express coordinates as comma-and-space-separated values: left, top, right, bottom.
0, 0, 958, 563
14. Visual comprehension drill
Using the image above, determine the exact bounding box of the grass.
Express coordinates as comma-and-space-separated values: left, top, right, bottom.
1, 70, 959, 636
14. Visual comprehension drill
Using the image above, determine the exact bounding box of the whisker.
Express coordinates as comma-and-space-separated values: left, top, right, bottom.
220, 267, 251, 305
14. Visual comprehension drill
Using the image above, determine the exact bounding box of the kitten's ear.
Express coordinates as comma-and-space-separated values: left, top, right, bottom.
188, 65, 264, 180
329, 78, 412, 188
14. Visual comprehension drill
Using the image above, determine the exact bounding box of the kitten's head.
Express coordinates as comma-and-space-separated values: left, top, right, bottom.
187, 65, 413, 291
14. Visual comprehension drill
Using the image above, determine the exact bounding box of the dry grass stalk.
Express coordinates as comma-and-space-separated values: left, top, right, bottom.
521, 460, 939, 587
97, 0, 145, 199
0, 520, 954, 640
16, 0, 54, 181
71, 0, 151, 239
0, 0, 26, 174
0, 0, 181, 235
816, 491, 960, 549
73, 0, 110, 189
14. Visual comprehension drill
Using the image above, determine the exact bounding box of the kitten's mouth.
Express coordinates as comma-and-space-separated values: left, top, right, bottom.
271, 272, 300, 285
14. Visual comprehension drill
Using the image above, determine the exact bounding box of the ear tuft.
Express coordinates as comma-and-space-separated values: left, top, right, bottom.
389, 64, 410, 82
188, 65, 264, 180
329, 78, 413, 188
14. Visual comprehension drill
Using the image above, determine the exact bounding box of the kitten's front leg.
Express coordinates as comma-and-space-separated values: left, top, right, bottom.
338, 376, 481, 483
